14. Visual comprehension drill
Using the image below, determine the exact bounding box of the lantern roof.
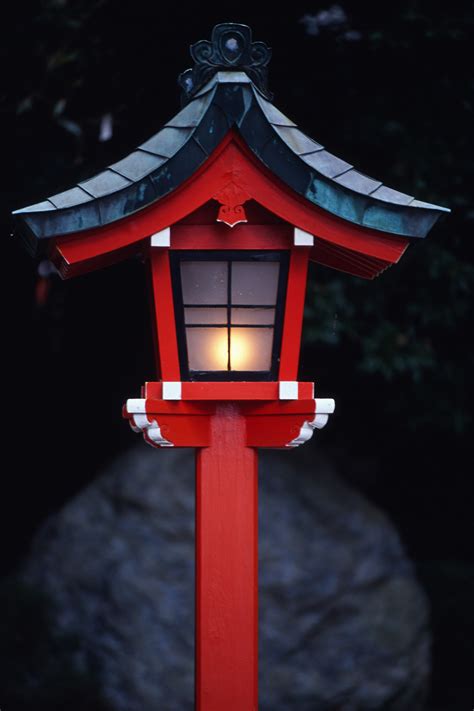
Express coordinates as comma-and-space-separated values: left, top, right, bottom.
13, 23, 448, 256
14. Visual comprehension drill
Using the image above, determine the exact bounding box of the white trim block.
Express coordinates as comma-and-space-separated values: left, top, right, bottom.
294, 227, 314, 246
150, 227, 170, 247
315, 398, 336, 414
125, 398, 147, 414
162, 381, 182, 400
279, 381, 298, 400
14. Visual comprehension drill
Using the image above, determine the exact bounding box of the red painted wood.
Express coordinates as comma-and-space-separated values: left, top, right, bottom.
178, 200, 286, 225
138, 398, 318, 417
52, 132, 408, 279
148, 249, 181, 380
143, 380, 315, 401
246, 414, 310, 448
154, 381, 314, 401
171, 223, 291, 250
195, 404, 258, 711
279, 247, 311, 380
310, 240, 390, 280
146, 413, 211, 447
51, 241, 145, 280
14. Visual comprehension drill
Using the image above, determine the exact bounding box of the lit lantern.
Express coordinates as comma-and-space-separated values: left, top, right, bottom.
13, 23, 448, 711
172, 251, 287, 378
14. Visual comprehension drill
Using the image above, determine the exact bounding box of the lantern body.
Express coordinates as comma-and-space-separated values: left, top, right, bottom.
171, 250, 288, 380
148, 205, 311, 389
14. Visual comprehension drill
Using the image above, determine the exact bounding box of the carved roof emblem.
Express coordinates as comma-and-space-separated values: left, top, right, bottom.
179, 23, 272, 102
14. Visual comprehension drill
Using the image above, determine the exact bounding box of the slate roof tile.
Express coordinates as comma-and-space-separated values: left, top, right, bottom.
301, 150, 353, 179
110, 151, 167, 182
79, 170, 132, 198
48, 187, 93, 209
165, 92, 214, 128
410, 199, 450, 212
139, 127, 192, 158
370, 185, 414, 206
334, 170, 382, 195
13, 199, 56, 214
254, 92, 297, 127
273, 126, 324, 155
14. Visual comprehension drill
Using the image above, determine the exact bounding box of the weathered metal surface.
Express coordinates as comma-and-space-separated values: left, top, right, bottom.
334, 170, 382, 195
15, 199, 57, 213
165, 93, 215, 128
13, 25, 449, 250
259, 138, 315, 195
139, 126, 192, 158
79, 170, 131, 198
99, 177, 157, 224
371, 185, 414, 206
49, 187, 94, 209
149, 139, 207, 198
110, 151, 167, 182
302, 150, 352, 179
272, 126, 324, 155
253, 92, 297, 127
193, 104, 230, 155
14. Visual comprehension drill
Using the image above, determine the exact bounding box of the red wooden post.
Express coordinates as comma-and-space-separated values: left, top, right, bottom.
195, 403, 258, 711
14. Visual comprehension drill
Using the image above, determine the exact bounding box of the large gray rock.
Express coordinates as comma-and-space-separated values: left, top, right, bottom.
22, 445, 430, 710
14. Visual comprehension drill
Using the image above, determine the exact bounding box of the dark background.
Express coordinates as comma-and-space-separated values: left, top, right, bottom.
1, 1, 473, 709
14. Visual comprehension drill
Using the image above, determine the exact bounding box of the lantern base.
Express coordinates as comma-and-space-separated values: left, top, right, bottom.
123, 385, 335, 710
123, 381, 335, 449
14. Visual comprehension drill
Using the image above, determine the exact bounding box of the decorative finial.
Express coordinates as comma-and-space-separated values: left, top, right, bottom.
178, 23, 272, 102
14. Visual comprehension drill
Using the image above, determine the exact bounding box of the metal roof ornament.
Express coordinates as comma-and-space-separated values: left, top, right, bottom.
178, 23, 273, 102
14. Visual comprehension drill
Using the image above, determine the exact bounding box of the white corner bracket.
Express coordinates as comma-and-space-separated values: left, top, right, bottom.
287, 397, 336, 447
162, 381, 182, 400
125, 398, 174, 448
150, 227, 171, 247
279, 381, 299, 400
294, 227, 314, 247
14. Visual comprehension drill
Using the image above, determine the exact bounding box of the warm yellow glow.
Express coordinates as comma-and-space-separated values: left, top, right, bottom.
207, 329, 228, 370
187, 327, 273, 372
230, 329, 253, 370
202, 329, 258, 371
211, 328, 229, 370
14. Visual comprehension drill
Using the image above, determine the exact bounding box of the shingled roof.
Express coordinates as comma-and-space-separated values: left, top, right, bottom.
13, 24, 448, 253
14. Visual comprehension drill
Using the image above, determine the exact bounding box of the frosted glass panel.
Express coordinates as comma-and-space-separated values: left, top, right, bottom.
231, 308, 275, 325
186, 328, 228, 371
230, 328, 274, 371
181, 261, 227, 305
231, 261, 279, 305
185, 307, 227, 324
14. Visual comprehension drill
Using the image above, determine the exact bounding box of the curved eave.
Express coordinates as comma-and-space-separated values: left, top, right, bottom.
13, 72, 449, 255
